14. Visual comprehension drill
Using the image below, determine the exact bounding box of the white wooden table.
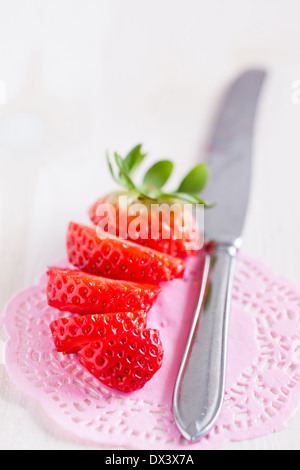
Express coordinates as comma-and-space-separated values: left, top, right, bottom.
1, 0, 300, 450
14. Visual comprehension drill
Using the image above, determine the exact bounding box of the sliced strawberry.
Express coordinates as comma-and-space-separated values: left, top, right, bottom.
66, 222, 186, 283
78, 328, 164, 392
88, 191, 202, 258
47, 267, 161, 315
49, 310, 147, 354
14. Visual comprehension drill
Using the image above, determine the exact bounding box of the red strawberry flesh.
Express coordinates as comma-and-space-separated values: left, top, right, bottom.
88, 192, 202, 257
49, 310, 147, 354
47, 267, 161, 315
78, 328, 164, 392
66, 221, 186, 283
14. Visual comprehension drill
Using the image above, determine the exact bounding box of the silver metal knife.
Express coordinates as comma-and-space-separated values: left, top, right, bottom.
173, 69, 267, 442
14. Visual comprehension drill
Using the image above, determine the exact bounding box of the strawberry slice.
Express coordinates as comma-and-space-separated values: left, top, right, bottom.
66, 222, 186, 283
49, 310, 147, 354
78, 328, 164, 392
88, 191, 202, 258
47, 267, 161, 315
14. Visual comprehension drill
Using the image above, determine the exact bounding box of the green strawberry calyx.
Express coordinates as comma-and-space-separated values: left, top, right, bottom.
106, 144, 213, 208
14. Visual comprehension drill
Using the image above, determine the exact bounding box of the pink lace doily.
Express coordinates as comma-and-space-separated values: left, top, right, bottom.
2, 252, 300, 450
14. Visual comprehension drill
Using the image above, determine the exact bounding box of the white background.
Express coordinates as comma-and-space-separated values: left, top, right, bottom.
1, 0, 300, 450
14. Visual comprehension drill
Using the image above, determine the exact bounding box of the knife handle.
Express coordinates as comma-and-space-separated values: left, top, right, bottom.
173, 242, 238, 442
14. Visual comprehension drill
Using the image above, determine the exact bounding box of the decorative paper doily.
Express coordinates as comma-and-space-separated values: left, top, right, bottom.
2, 252, 300, 450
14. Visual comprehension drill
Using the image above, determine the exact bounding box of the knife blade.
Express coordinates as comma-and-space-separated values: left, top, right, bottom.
173, 69, 267, 442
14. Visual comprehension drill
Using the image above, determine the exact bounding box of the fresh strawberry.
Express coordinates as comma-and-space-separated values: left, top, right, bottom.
49, 310, 147, 354
66, 221, 186, 283
78, 328, 164, 392
89, 191, 201, 258
88, 145, 209, 258
47, 267, 161, 315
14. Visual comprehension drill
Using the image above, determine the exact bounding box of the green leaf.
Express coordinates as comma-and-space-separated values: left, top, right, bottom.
113, 152, 136, 190
173, 192, 207, 205
159, 191, 213, 207
106, 151, 120, 185
123, 144, 147, 176
142, 160, 174, 190
114, 151, 125, 171
177, 163, 209, 194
